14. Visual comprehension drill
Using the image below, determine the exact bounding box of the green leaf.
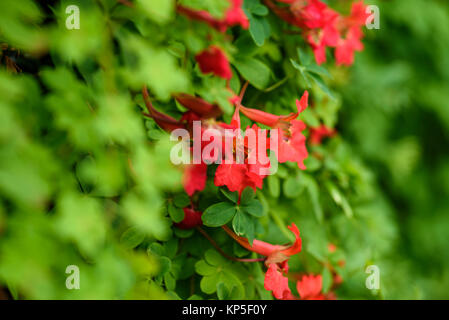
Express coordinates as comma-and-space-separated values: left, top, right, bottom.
240, 187, 255, 205
195, 260, 216, 276
136, 0, 174, 25
297, 47, 313, 66
249, 16, 270, 46
174, 227, 194, 238
168, 201, 185, 223
164, 237, 178, 259
221, 188, 239, 203
306, 64, 332, 79
173, 193, 190, 208
202, 202, 237, 227
232, 210, 255, 244
120, 227, 145, 249
148, 242, 166, 256
233, 58, 271, 90
291, 59, 312, 88
305, 176, 323, 223
267, 174, 280, 197
325, 182, 353, 218
321, 267, 333, 294
164, 272, 176, 291
252, 5, 269, 16
309, 73, 335, 99
205, 248, 227, 266
241, 199, 264, 217
283, 177, 305, 199
216, 282, 229, 300
158, 256, 172, 276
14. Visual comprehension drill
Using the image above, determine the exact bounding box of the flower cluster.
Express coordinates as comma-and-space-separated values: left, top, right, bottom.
223, 223, 302, 299
177, 0, 249, 33
143, 85, 309, 198
266, 0, 369, 65
142, 0, 353, 300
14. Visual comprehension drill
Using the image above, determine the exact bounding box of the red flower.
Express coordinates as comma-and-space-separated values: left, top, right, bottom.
183, 163, 208, 196
275, 119, 308, 169
296, 274, 325, 300
239, 91, 309, 127
223, 223, 302, 300
223, 0, 249, 30
177, 0, 248, 32
142, 86, 185, 132
223, 223, 301, 258
214, 163, 262, 194
239, 91, 309, 169
264, 263, 292, 299
309, 124, 336, 145
267, 0, 368, 66
213, 107, 266, 194
175, 207, 203, 229
334, 1, 369, 66
195, 46, 232, 80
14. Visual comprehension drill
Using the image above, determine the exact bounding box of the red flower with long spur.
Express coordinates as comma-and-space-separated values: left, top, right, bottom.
239, 91, 309, 169
213, 105, 268, 194
177, 0, 248, 32
267, 0, 368, 66
175, 93, 223, 119
334, 2, 369, 66
223, 223, 302, 299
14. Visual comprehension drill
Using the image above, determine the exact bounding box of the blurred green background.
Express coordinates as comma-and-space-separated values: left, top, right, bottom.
0, 0, 448, 300
336, 0, 449, 299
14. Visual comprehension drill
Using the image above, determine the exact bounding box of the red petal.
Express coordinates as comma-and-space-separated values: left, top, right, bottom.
175, 94, 222, 119
280, 223, 302, 256
264, 264, 292, 300
183, 163, 208, 196
295, 90, 309, 113
274, 120, 308, 169
175, 208, 203, 229
309, 124, 336, 145
195, 46, 232, 80
214, 163, 247, 193
296, 274, 323, 300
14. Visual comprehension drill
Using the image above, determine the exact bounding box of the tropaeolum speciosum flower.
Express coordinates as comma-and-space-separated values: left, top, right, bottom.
239, 90, 309, 169
143, 84, 312, 299
222, 223, 302, 300
177, 0, 249, 33
265, 0, 369, 65
143, 84, 309, 197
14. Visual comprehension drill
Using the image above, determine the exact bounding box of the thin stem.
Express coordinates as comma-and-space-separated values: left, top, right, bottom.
196, 227, 265, 263
239, 81, 249, 101
264, 76, 291, 92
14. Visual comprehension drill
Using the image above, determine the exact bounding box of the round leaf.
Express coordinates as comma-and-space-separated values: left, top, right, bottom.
202, 202, 237, 227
